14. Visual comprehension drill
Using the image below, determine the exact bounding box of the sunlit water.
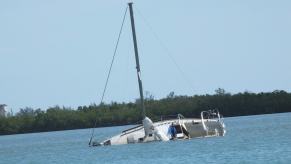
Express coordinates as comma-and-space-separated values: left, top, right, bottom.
0, 113, 291, 164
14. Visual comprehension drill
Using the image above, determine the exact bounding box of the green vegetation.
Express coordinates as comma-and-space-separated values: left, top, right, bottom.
1, 89, 291, 135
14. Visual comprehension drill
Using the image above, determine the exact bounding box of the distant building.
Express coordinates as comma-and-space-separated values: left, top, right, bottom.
0, 104, 7, 117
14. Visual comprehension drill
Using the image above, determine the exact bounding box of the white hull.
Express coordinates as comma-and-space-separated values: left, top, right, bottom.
96, 112, 226, 146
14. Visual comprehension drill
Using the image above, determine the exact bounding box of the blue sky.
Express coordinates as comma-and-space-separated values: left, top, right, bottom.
1, 0, 290, 112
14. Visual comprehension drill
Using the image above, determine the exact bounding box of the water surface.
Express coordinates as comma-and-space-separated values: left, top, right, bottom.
0, 113, 290, 164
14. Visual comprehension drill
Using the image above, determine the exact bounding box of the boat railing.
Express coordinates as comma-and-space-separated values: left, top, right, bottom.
121, 125, 143, 134
201, 111, 209, 134
201, 109, 223, 121
201, 109, 223, 134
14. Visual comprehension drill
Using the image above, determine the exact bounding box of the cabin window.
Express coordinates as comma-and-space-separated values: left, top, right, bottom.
192, 121, 199, 125
138, 138, 144, 142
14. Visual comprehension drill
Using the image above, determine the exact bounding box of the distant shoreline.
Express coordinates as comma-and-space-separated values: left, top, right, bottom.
0, 112, 290, 137
1, 90, 291, 136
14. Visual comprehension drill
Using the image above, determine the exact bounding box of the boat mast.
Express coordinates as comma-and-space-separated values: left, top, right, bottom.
128, 2, 146, 119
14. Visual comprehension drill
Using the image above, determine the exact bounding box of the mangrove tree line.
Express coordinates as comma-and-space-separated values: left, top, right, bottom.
0, 89, 291, 135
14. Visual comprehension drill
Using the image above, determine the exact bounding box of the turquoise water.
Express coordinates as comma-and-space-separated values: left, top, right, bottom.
0, 113, 291, 164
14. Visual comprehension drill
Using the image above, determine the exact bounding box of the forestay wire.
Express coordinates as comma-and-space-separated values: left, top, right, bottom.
89, 6, 128, 146
135, 7, 195, 92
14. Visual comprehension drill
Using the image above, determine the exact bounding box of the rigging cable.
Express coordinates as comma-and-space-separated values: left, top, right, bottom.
135, 7, 196, 92
89, 6, 128, 146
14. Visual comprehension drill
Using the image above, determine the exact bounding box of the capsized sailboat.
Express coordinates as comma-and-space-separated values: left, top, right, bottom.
89, 2, 226, 146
